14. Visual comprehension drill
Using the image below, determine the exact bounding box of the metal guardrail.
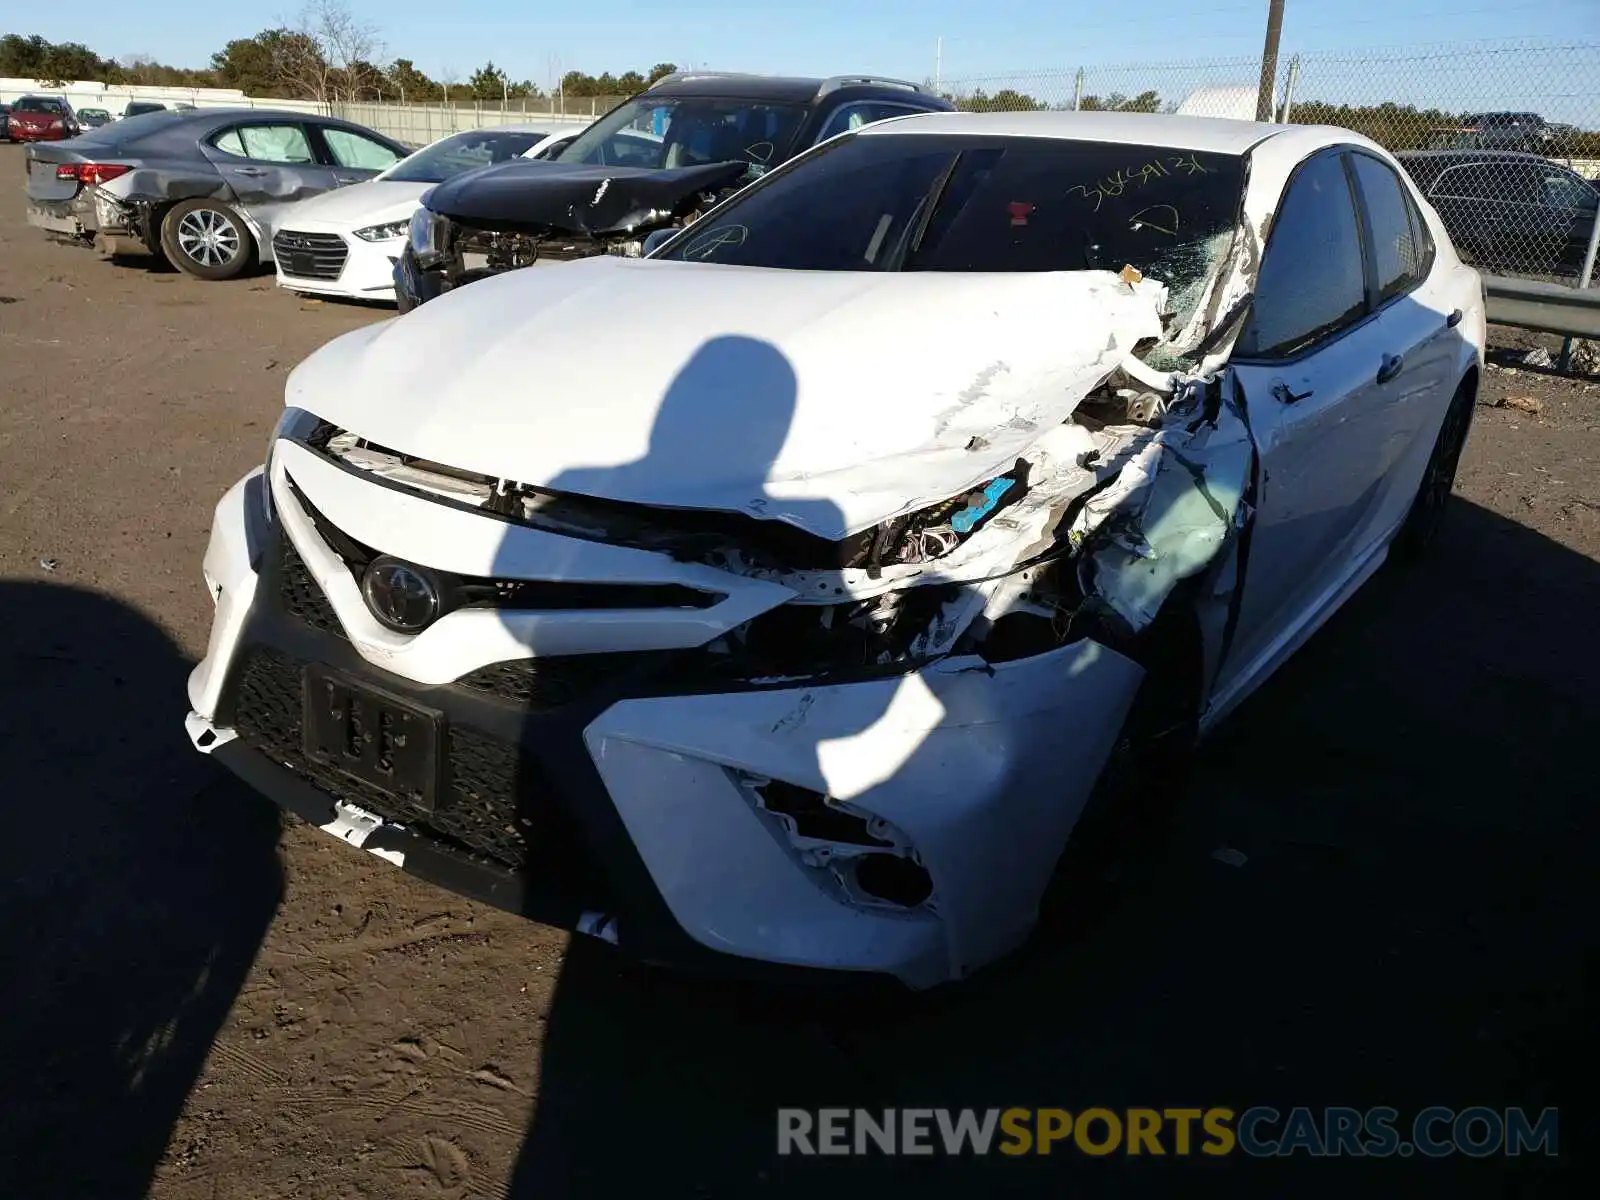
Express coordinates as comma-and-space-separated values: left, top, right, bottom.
1484, 276, 1600, 339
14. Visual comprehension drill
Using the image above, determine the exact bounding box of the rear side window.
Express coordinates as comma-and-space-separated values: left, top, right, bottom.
322, 127, 402, 170
1542, 170, 1597, 210
813, 101, 924, 144
1350, 153, 1425, 301
1430, 162, 1500, 202
1237, 153, 1367, 359
213, 124, 314, 164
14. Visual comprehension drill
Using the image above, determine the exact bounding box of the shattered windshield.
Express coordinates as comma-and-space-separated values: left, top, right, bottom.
385, 129, 550, 183
658, 132, 1245, 327
554, 96, 807, 179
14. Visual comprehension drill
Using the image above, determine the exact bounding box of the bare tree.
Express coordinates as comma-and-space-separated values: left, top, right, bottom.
273, 0, 384, 105
439, 64, 459, 104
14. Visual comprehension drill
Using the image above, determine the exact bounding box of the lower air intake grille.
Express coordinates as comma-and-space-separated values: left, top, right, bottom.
455, 654, 642, 710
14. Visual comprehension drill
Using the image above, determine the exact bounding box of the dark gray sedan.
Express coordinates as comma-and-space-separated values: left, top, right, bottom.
25, 108, 409, 280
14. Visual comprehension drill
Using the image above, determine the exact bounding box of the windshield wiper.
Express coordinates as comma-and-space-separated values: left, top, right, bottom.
887, 152, 963, 272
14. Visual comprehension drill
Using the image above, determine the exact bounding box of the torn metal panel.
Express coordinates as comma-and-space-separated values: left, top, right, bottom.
1074, 376, 1256, 633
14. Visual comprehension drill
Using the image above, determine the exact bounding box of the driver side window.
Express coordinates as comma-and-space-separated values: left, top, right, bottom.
1237, 153, 1368, 360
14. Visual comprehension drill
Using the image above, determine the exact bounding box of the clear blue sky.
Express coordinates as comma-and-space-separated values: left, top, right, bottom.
12, 1, 1600, 119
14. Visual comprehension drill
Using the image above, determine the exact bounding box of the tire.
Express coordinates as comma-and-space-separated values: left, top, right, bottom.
1392, 377, 1475, 560
1039, 607, 1202, 923
159, 199, 255, 281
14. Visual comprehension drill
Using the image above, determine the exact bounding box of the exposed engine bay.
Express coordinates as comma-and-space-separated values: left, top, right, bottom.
309, 348, 1255, 686
415, 159, 749, 290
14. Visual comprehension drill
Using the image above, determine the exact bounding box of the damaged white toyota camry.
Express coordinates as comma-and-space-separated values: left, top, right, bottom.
187, 111, 1485, 990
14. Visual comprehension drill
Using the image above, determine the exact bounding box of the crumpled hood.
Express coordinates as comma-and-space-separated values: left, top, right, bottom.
275, 179, 429, 230
421, 159, 748, 233
287, 256, 1165, 540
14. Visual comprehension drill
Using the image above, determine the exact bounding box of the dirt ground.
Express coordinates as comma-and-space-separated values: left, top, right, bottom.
1, 140, 1595, 1198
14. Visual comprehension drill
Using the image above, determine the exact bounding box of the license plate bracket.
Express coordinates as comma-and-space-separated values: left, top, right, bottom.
283, 251, 317, 277
303, 665, 443, 812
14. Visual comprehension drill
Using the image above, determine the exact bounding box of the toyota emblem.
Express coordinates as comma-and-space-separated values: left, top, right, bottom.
361, 557, 441, 632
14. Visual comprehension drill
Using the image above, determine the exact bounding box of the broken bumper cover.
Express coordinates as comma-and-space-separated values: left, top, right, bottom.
187, 471, 1145, 989
27, 196, 93, 240
28, 190, 154, 255
393, 244, 447, 309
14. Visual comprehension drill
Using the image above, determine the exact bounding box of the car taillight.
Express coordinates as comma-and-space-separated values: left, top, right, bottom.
56, 163, 132, 185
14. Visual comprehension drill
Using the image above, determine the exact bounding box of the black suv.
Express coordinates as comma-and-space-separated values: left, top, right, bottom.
394, 71, 954, 310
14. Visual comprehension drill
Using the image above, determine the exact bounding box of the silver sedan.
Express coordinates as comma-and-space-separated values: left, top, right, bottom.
24, 108, 409, 280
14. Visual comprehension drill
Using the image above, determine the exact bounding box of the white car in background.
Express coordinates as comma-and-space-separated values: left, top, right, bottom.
271, 126, 585, 302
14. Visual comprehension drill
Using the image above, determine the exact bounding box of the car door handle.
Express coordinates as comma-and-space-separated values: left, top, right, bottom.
1446, 308, 1463, 328
232, 166, 267, 176
1376, 353, 1405, 384
333, 174, 363, 185
1271, 381, 1314, 404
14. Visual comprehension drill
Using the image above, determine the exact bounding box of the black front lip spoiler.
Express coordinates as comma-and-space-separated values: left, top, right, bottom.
212, 738, 574, 924
212, 737, 909, 997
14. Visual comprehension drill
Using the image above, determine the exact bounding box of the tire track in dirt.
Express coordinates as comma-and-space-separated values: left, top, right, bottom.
273, 1091, 523, 1141
205, 1040, 288, 1087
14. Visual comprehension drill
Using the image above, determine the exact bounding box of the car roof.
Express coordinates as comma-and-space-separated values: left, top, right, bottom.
442, 123, 567, 137
1397, 148, 1554, 163
644, 72, 937, 106
857, 109, 1305, 155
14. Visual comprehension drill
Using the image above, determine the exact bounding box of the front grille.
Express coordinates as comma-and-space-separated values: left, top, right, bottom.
273, 230, 348, 281
455, 654, 641, 709
277, 536, 347, 640
231, 646, 547, 870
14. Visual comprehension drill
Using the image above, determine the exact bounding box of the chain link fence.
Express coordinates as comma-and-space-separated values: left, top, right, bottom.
939, 40, 1600, 286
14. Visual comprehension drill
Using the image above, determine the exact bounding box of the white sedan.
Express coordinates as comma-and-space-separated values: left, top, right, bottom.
189, 111, 1485, 990
270, 125, 585, 302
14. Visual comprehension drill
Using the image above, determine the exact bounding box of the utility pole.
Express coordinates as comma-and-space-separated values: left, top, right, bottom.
935, 37, 942, 93
1255, 0, 1285, 122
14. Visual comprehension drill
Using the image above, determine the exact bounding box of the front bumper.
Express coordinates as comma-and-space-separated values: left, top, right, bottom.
275, 224, 403, 302
9, 126, 71, 143
393, 243, 448, 311
188, 454, 1143, 988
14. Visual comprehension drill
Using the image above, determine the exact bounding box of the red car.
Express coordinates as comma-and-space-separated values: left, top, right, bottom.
5, 96, 80, 142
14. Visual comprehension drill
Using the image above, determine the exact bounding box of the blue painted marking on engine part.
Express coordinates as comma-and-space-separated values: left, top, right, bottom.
951, 476, 1017, 534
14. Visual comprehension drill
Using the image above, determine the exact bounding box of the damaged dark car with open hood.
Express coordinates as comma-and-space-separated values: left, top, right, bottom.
394, 71, 954, 310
